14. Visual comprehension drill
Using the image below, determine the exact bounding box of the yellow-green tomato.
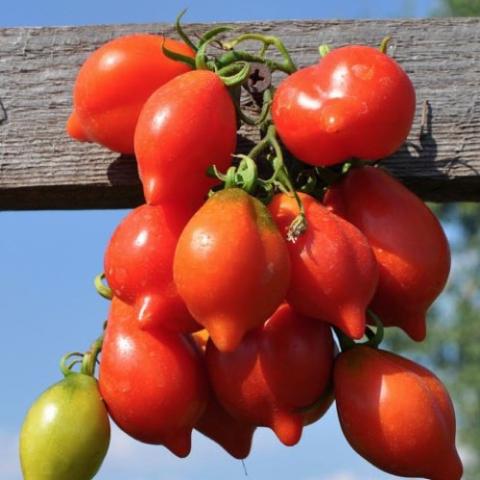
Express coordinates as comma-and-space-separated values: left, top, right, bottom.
20, 373, 110, 480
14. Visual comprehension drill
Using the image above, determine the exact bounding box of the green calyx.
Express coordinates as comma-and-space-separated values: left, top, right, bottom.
60, 332, 104, 378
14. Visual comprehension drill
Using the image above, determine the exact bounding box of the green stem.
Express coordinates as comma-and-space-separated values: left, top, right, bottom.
60, 352, 84, 377
364, 310, 384, 348
174, 9, 198, 52
333, 327, 356, 352
379, 36, 392, 54
222, 33, 297, 74
319, 44, 331, 57
80, 334, 104, 377
94, 273, 113, 300
217, 61, 251, 87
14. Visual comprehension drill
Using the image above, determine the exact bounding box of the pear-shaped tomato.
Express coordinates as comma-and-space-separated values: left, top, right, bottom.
272, 45, 415, 166
104, 204, 200, 333
134, 70, 237, 209
99, 297, 208, 457
269, 192, 378, 339
324, 166, 450, 341
67, 34, 194, 153
174, 188, 291, 352
334, 346, 463, 480
20, 373, 110, 480
206, 304, 334, 446
192, 330, 256, 459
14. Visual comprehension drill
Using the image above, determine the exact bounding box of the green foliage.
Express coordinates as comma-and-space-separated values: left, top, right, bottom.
442, 0, 480, 16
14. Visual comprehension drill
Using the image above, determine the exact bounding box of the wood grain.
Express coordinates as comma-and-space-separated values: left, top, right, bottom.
0, 18, 479, 210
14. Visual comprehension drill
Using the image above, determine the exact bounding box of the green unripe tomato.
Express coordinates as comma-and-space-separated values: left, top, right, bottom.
20, 373, 110, 480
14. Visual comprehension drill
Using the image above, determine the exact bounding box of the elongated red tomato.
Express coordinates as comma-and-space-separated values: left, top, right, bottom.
67, 34, 194, 153
269, 192, 378, 339
99, 298, 208, 457
134, 70, 237, 209
104, 204, 200, 333
334, 346, 462, 480
174, 188, 290, 352
192, 330, 256, 459
272, 45, 415, 166
206, 304, 334, 446
324, 166, 450, 341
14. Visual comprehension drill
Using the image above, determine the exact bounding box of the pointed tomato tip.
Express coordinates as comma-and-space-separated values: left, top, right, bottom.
272, 411, 303, 446
338, 305, 366, 340
66, 111, 88, 141
430, 449, 463, 480
207, 319, 245, 353
164, 430, 192, 458
402, 312, 427, 342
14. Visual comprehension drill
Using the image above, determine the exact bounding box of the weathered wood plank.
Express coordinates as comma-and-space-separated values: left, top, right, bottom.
0, 19, 479, 209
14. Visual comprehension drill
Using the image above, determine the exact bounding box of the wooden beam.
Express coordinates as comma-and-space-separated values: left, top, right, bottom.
0, 18, 479, 210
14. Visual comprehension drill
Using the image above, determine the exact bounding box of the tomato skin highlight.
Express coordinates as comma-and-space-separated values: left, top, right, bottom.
104, 203, 200, 333
98, 298, 208, 457
334, 346, 463, 480
20, 373, 110, 480
67, 34, 194, 153
134, 70, 237, 209
324, 166, 450, 341
205, 304, 334, 446
269, 192, 378, 339
174, 188, 291, 352
272, 45, 415, 166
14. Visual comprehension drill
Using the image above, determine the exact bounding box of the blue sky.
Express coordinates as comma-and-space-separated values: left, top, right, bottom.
0, 1, 458, 479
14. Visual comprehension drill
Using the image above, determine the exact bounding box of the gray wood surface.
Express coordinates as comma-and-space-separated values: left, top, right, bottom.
0, 18, 479, 210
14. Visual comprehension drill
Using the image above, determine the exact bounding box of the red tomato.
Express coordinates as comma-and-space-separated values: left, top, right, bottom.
272, 45, 415, 166
206, 304, 334, 446
269, 192, 378, 339
193, 330, 256, 460
134, 70, 237, 209
67, 34, 194, 153
104, 204, 200, 333
334, 346, 463, 479
99, 298, 208, 457
174, 188, 291, 352
324, 166, 450, 341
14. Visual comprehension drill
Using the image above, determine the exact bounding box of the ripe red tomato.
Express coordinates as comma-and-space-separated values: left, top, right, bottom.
269, 192, 378, 339
334, 346, 463, 479
206, 304, 334, 446
104, 203, 200, 333
174, 188, 291, 352
192, 330, 256, 460
134, 70, 237, 209
67, 34, 194, 153
99, 298, 208, 458
324, 166, 450, 341
272, 45, 415, 166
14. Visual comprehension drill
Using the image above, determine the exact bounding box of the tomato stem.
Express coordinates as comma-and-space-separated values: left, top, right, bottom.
161, 40, 196, 69
94, 273, 113, 300
80, 333, 104, 377
364, 310, 385, 349
222, 33, 297, 74
379, 36, 392, 55
60, 352, 84, 377
174, 9, 198, 52
319, 44, 331, 58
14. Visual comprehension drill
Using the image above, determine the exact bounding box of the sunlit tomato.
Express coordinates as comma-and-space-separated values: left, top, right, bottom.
269, 192, 378, 339
104, 203, 200, 333
99, 298, 208, 457
206, 304, 334, 446
20, 373, 110, 480
324, 166, 450, 341
174, 188, 290, 352
67, 34, 194, 153
134, 70, 237, 209
272, 45, 415, 166
334, 346, 463, 479
192, 330, 256, 459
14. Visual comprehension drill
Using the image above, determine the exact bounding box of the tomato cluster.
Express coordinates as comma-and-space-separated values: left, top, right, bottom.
20, 13, 463, 480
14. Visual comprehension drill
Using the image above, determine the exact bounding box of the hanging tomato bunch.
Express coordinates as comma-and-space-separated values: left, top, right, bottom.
20, 12, 463, 480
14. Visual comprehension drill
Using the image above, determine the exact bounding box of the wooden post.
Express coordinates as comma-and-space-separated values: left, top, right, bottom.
0, 18, 479, 210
